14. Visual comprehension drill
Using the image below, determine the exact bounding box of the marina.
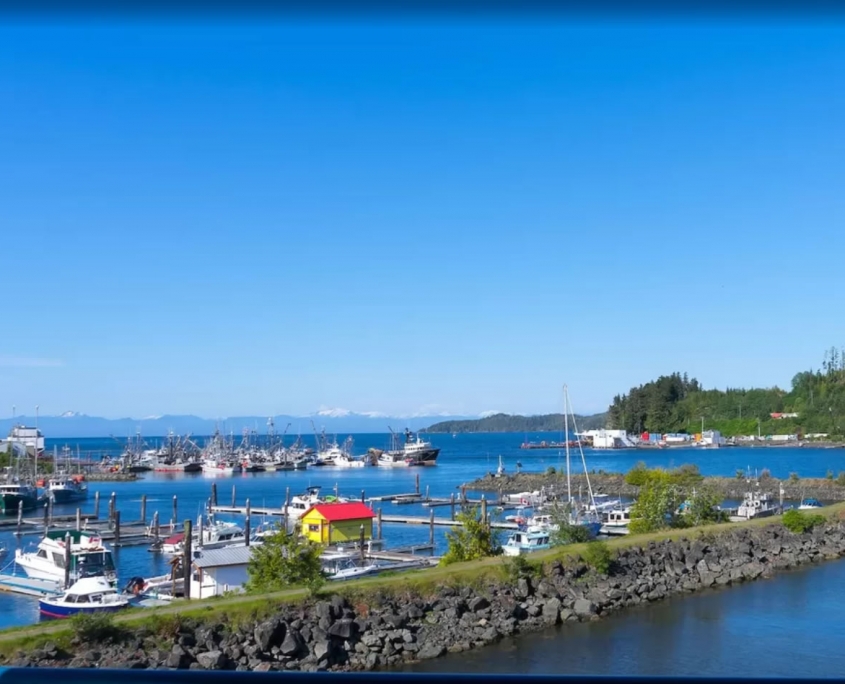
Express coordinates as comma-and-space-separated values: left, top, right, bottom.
0, 427, 842, 630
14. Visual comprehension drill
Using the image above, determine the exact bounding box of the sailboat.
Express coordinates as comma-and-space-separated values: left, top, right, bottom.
556, 385, 602, 537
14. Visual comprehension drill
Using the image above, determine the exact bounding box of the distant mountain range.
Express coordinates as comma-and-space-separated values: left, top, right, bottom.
0, 410, 479, 439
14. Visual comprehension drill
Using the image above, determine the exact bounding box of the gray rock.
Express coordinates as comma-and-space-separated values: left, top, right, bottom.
468, 596, 490, 613
196, 651, 226, 670
542, 598, 562, 625
280, 631, 306, 658
254, 619, 286, 652
313, 640, 331, 663
328, 619, 356, 640
417, 642, 447, 660
573, 598, 596, 617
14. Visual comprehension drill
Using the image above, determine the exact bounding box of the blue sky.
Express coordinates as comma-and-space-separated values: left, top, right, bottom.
1, 21, 843, 419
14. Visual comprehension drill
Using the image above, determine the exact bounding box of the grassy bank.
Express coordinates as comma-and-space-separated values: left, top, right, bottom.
3, 500, 844, 659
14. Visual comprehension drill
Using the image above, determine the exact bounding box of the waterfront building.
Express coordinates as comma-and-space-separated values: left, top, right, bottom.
301, 502, 375, 545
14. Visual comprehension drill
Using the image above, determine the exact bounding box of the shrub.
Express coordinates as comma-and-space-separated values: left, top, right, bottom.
71, 612, 126, 643
441, 507, 501, 565
246, 529, 325, 594
760, 468, 772, 480
581, 541, 613, 575
827, 470, 835, 480
836, 472, 845, 487
546, 466, 556, 476
782, 509, 826, 534
736, 469, 745, 479
624, 461, 650, 487
789, 472, 800, 483
503, 554, 538, 581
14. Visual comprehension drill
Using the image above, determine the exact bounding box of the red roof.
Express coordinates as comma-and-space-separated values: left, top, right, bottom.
306, 502, 375, 522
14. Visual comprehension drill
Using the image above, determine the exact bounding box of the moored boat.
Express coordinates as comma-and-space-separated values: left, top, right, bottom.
502, 529, 551, 556
15, 530, 117, 586
39, 577, 130, 618
46, 475, 88, 504
0, 482, 40, 515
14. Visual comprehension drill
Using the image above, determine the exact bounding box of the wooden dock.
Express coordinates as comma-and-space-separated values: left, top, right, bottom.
380, 514, 519, 530
0, 574, 61, 597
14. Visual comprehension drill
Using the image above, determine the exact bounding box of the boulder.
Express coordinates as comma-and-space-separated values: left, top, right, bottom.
254, 619, 286, 652
196, 651, 227, 670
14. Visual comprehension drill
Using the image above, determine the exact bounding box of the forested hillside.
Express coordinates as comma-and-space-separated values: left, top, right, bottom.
607, 348, 845, 437
425, 412, 607, 433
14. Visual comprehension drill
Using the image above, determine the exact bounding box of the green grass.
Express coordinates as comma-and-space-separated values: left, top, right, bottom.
3, 500, 844, 657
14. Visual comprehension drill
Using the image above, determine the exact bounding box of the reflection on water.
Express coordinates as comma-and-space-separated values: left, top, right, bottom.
405, 561, 845, 678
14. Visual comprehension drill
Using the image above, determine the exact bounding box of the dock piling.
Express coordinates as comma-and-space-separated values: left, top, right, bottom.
425, 485, 430, 502
334, 482, 339, 500
94, 491, 100, 518
245, 499, 251, 546
140, 494, 147, 524
153, 511, 160, 541
480, 496, 487, 527
109, 492, 116, 522
198, 515, 204, 549
461, 485, 467, 503
63, 532, 72, 589
76, 507, 81, 531
450, 493, 456, 521
172, 495, 178, 524
114, 510, 121, 545
211, 482, 218, 506
359, 524, 365, 563
415, 473, 420, 495
182, 519, 192, 600
361, 489, 365, 503
231, 485, 236, 507
43, 502, 48, 531
377, 508, 383, 540
16, 500, 22, 535
429, 509, 435, 545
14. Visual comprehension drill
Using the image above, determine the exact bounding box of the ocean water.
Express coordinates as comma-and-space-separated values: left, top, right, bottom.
0, 432, 843, 630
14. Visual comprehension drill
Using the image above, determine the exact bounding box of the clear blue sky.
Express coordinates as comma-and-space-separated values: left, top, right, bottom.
1, 21, 843, 419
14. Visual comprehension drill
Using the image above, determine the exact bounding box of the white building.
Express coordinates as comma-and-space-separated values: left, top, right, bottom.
190, 546, 252, 599
1, 426, 44, 455
582, 429, 636, 449
700, 430, 724, 446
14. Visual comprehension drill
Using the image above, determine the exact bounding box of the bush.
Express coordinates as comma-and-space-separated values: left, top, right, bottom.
71, 612, 126, 643
503, 554, 538, 581
760, 468, 772, 480
736, 469, 745, 479
624, 461, 650, 487
546, 466, 556, 476
441, 507, 501, 565
581, 541, 613, 575
836, 472, 845, 487
827, 470, 835, 480
246, 529, 326, 594
782, 509, 826, 534
789, 472, 800, 483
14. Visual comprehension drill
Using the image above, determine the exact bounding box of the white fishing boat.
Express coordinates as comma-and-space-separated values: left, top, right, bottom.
46, 476, 88, 505
601, 507, 632, 535
39, 577, 130, 618
287, 486, 348, 520
729, 489, 781, 522
502, 529, 551, 557
160, 519, 247, 555
321, 551, 382, 580
15, 530, 117, 586
332, 452, 367, 468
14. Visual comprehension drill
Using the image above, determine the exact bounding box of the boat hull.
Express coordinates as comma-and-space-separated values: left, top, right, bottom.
0, 493, 38, 515
50, 489, 88, 505
39, 599, 128, 619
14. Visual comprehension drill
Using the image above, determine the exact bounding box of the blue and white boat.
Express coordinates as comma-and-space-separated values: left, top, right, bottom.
502, 529, 552, 556
798, 497, 823, 510
38, 577, 130, 619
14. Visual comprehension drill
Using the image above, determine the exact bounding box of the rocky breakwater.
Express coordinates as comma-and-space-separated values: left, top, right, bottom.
468, 471, 845, 502
7, 520, 845, 671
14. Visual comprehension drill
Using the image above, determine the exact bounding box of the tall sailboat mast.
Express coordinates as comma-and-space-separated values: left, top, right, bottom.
564, 385, 571, 504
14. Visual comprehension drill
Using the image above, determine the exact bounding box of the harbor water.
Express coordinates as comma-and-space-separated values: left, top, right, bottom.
1, 432, 844, 632
403, 559, 845, 677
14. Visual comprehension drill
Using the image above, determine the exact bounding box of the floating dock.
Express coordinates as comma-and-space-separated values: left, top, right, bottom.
379, 514, 519, 530
0, 573, 60, 597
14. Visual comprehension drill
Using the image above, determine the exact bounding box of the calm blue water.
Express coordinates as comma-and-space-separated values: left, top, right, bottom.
406, 560, 845, 677
1, 433, 843, 631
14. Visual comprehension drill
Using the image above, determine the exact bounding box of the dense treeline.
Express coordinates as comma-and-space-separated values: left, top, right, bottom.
607, 347, 845, 437
425, 412, 607, 433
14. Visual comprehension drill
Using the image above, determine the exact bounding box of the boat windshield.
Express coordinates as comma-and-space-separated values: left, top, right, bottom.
74, 551, 115, 576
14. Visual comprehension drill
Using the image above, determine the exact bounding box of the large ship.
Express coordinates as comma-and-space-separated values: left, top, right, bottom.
371, 429, 440, 466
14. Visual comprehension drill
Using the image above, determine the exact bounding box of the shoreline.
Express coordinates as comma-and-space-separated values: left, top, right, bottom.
464, 471, 845, 501
3, 506, 845, 671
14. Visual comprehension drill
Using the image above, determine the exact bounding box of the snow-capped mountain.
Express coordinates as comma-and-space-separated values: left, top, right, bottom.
0, 410, 478, 438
